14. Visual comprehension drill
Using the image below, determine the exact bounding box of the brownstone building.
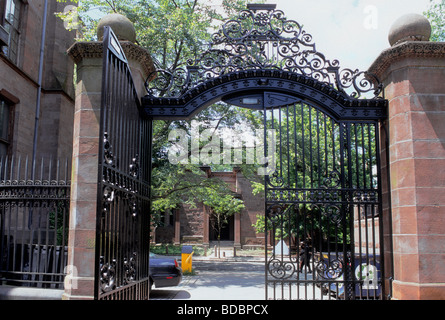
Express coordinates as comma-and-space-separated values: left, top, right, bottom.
152, 167, 266, 249
0, 0, 76, 160
0, 0, 76, 299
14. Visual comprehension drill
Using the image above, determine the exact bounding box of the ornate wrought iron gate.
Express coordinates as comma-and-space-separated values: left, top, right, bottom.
95, 27, 152, 300
140, 4, 388, 300
263, 98, 384, 300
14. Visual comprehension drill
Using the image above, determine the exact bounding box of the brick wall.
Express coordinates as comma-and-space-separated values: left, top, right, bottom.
156, 168, 265, 247
0, 0, 76, 159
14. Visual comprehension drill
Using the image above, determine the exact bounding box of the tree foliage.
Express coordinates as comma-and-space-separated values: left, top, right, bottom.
56, 0, 258, 228
424, 0, 445, 42
56, 0, 250, 69
252, 103, 378, 249
204, 191, 245, 242
56, 1, 381, 248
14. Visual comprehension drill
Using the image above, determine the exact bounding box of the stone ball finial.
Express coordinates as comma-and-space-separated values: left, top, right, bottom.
388, 13, 431, 46
97, 13, 137, 43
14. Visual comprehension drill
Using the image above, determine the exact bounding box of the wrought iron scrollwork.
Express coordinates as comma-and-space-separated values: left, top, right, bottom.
322, 170, 341, 189
323, 204, 343, 225
102, 186, 115, 216
99, 254, 138, 292
145, 5, 383, 99
99, 257, 117, 293
129, 155, 139, 178
267, 258, 296, 280
353, 190, 378, 203
315, 256, 344, 280
266, 204, 288, 219
99, 135, 141, 293
103, 133, 115, 166
123, 253, 137, 285
266, 171, 285, 188
101, 132, 141, 218
127, 193, 138, 218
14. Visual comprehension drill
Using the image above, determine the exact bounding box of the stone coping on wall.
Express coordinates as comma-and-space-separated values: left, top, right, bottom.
67, 40, 156, 79
368, 41, 445, 80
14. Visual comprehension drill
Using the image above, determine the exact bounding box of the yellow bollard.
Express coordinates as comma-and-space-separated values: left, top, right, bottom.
182, 252, 194, 273
181, 245, 194, 273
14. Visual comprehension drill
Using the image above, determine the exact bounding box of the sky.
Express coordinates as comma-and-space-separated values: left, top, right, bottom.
84, 0, 433, 71
261, 0, 432, 71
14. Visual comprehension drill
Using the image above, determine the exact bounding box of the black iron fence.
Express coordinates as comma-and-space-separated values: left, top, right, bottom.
0, 156, 70, 289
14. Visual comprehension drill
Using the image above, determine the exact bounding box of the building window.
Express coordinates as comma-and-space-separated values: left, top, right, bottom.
0, 97, 11, 156
2, 0, 22, 64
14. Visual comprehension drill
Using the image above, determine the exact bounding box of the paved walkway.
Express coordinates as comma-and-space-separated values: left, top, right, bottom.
150, 254, 327, 300
150, 244, 329, 300
150, 260, 266, 300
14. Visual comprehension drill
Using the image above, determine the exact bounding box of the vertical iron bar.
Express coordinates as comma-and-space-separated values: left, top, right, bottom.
293, 103, 298, 189
353, 124, 362, 299
346, 122, 356, 299
308, 108, 313, 189
301, 104, 306, 190
375, 121, 386, 299
263, 99, 267, 300
339, 123, 347, 300
95, 26, 111, 299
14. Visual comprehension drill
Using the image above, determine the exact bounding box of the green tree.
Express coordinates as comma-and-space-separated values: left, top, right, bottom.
150, 103, 261, 216
56, 0, 249, 69
424, 0, 445, 41
56, 0, 259, 231
203, 190, 244, 257
252, 103, 377, 250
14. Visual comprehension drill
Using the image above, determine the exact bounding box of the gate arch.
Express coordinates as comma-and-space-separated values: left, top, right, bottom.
141, 3, 389, 300
142, 69, 386, 121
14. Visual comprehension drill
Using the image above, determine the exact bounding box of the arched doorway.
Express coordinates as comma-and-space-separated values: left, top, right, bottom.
103, 3, 389, 300
209, 214, 234, 242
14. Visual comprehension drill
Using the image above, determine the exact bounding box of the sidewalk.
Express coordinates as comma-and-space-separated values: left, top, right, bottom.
150, 249, 329, 300
174, 267, 266, 300
180, 243, 266, 262
155, 259, 266, 300
150, 244, 267, 300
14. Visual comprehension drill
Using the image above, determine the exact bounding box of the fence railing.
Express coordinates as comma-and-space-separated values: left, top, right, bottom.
0, 156, 71, 289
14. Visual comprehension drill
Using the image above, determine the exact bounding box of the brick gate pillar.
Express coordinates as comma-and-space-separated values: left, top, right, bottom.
369, 14, 445, 300
63, 16, 154, 300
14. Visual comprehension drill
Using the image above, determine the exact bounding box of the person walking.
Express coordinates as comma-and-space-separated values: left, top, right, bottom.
299, 240, 312, 273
